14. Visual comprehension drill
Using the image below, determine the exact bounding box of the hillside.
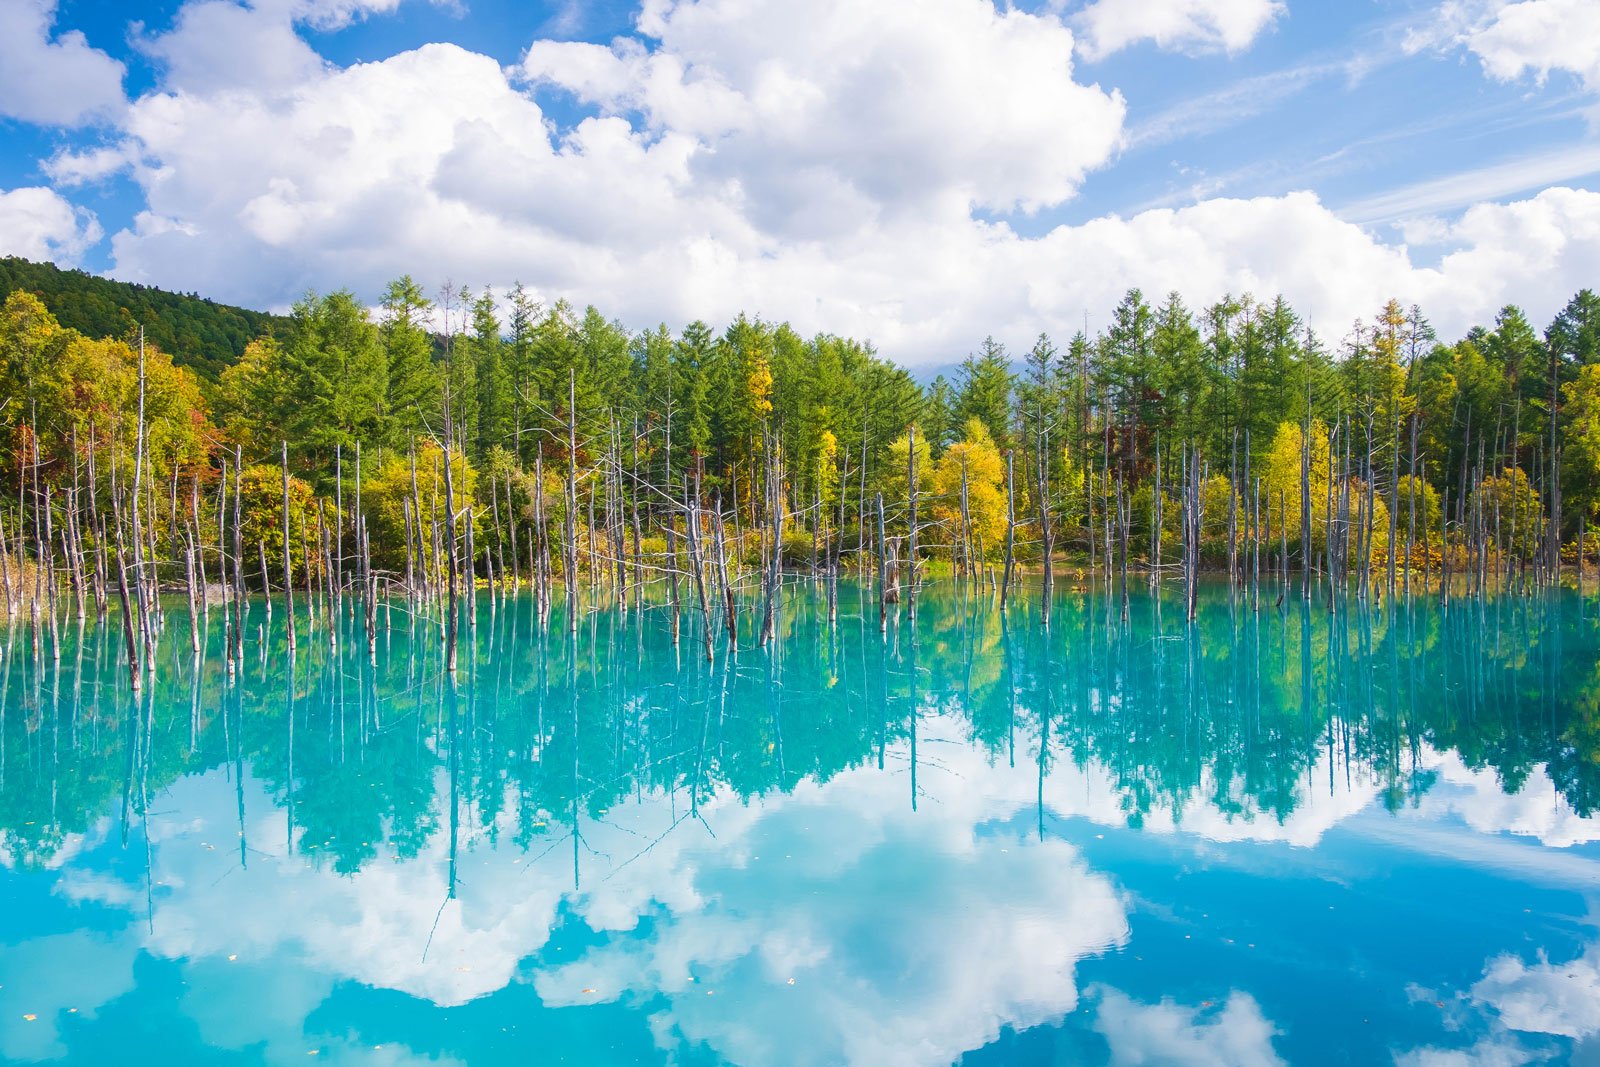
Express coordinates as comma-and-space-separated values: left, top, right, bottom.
0, 256, 287, 381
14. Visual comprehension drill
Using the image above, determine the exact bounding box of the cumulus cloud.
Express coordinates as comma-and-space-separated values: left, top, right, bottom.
133, 0, 467, 94
1472, 945, 1600, 1040
523, 0, 1126, 217
0, 186, 104, 265
1074, 0, 1286, 61
0, 0, 125, 126
1092, 987, 1286, 1066
135, 1, 330, 94
1408, 0, 1600, 92
95, 0, 1133, 351
25, 0, 1596, 361
1398, 938, 1600, 1063
1412, 749, 1600, 848
532, 772, 1129, 1067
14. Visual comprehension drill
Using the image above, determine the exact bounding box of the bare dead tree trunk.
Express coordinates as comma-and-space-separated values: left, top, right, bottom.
759, 431, 783, 647
566, 370, 579, 633
712, 492, 737, 650
282, 442, 296, 653
876, 492, 888, 632
1037, 426, 1053, 627
442, 439, 460, 672
1001, 449, 1015, 609
684, 490, 714, 662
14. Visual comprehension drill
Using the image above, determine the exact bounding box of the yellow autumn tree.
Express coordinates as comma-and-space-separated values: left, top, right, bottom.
1262, 419, 1331, 553
932, 418, 1007, 559
747, 354, 774, 420
361, 441, 478, 574
1473, 467, 1543, 560
815, 428, 840, 510
236, 464, 317, 579
882, 427, 932, 534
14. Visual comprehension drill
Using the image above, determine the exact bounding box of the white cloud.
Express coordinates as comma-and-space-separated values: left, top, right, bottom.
0, 0, 125, 127
1412, 749, 1600, 848
43, 143, 140, 188
523, 0, 1127, 216
1398, 938, 1600, 1064
1473, 945, 1600, 1040
1423, 186, 1600, 327
1394, 1033, 1546, 1066
0, 186, 103, 265
534, 786, 1128, 1067
1338, 144, 1600, 224
135, 0, 464, 95
1125, 58, 1343, 150
1408, 0, 1600, 92
1074, 0, 1285, 61
1092, 987, 1286, 1066
35, 0, 1598, 359
136, 1, 330, 94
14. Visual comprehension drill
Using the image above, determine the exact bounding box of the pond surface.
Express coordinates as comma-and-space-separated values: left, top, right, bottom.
0, 581, 1597, 1066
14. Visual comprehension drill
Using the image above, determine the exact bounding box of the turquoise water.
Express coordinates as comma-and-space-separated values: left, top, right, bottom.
0, 580, 1597, 1066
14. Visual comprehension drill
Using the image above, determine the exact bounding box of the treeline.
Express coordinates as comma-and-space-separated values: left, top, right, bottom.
0, 256, 288, 380
4, 273, 1600, 663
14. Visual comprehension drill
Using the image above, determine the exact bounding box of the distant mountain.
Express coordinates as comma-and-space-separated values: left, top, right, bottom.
0, 257, 288, 381
905, 360, 965, 387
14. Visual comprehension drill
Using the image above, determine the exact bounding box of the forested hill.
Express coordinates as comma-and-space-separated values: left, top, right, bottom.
0, 257, 287, 380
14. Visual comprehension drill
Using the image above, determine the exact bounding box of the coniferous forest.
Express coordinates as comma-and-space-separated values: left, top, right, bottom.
4, 261, 1600, 675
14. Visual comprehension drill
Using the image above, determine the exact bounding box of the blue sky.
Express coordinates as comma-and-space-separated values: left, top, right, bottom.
2, 0, 1599, 362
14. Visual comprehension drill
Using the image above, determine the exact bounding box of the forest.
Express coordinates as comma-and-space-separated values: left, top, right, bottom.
3, 266, 1600, 675
0, 256, 287, 380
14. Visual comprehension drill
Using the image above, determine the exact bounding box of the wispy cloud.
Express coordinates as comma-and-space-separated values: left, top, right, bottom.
1126, 87, 1591, 214
1124, 60, 1345, 151
1338, 142, 1600, 224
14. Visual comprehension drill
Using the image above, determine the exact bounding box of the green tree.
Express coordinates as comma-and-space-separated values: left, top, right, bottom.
379, 276, 438, 444
281, 290, 388, 472
471, 288, 510, 460
954, 337, 1013, 449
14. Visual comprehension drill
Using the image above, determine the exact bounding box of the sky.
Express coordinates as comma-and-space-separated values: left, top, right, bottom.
1, 0, 1598, 365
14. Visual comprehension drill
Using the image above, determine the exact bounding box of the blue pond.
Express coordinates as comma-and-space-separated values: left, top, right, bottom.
0, 580, 1596, 1065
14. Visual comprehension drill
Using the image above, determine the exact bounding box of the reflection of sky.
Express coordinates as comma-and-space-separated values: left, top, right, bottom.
0, 710, 1595, 1065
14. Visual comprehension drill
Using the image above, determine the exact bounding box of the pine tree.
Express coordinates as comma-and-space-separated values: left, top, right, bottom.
379, 276, 438, 445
